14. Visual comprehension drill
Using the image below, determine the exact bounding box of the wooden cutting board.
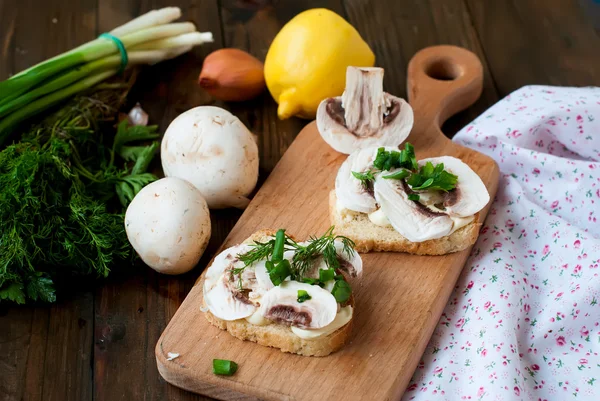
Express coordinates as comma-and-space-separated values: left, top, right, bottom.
156, 45, 499, 401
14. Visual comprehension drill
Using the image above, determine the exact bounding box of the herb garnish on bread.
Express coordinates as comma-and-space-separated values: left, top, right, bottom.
332, 143, 490, 255
202, 228, 362, 357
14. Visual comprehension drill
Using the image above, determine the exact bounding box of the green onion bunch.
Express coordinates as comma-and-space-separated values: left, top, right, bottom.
0, 7, 213, 145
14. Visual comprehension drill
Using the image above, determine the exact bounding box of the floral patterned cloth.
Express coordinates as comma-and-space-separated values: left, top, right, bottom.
403, 86, 600, 401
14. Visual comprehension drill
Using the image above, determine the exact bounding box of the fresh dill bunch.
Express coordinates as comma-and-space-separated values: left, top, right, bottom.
0, 77, 160, 304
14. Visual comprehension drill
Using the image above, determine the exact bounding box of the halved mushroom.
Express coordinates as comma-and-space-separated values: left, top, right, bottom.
204, 244, 252, 292
259, 281, 338, 329
335, 148, 378, 213
418, 156, 490, 217
204, 275, 257, 320
374, 172, 454, 242
334, 241, 363, 277
317, 67, 414, 154
301, 242, 362, 281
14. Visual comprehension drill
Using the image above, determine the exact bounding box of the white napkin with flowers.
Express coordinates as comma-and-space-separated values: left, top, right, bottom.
403, 86, 600, 401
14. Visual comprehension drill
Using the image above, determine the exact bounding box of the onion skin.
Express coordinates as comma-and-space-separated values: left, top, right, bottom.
198, 48, 266, 102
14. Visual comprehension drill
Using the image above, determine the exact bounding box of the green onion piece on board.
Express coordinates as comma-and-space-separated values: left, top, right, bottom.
213, 359, 238, 376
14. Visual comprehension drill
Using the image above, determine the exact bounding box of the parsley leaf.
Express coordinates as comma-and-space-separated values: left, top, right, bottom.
407, 162, 458, 191
351, 170, 375, 186
0, 281, 26, 304
382, 169, 411, 180
373, 143, 417, 172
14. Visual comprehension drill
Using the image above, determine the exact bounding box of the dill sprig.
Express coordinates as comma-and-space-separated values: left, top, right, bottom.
235, 226, 356, 281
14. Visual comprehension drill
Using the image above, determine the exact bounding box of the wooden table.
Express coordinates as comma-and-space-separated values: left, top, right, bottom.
1, 1, 599, 400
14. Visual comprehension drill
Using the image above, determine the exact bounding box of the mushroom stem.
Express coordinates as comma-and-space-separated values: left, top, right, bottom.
341, 67, 389, 137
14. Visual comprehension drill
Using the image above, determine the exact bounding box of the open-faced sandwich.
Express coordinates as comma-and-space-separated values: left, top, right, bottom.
202, 228, 362, 357
330, 143, 490, 255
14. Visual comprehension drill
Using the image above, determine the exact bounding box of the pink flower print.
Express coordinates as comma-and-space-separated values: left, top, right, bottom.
484, 301, 491, 309
574, 240, 581, 249
467, 281, 474, 289
407, 383, 417, 391
433, 366, 443, 375
551, 200, 559, 208
579, 358, 588, 365
574, 264, 582, 274
531, 364, 540, 371
576, 114, 583, 123
455, 318, 465, 328
482, 349, 488, 357
580, 326, 589, 336
477, 387, 485, 397
509, 130, 522, 138
556, 336, 566, 346
505, 219, 515, 228
524, 304, 530, 312
532, 167, 541, 175
514, 386, 520, 396
542, 245, 550, 255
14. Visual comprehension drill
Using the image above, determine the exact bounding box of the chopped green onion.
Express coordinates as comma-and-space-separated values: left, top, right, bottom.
334, 274, 344, 280
302, 277, 318, 285
331, 279, 352, 303
272, 229, 286, 262
268, 259, 291, 286
297, 290, 311, 303
319, 268, 335, 282
213, 359, 238, 376
407, 193, 420, 201
0, 8, 214, 145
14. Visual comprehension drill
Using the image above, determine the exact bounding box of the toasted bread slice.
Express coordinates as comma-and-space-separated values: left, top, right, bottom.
202, 229, 354, 357
329, 191, 480, 255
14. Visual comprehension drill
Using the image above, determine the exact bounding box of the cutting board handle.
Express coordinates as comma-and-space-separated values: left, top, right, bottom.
406, 45, 483, 146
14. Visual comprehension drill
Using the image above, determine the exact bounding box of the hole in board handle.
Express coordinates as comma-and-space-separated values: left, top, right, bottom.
425, 59, 463, 81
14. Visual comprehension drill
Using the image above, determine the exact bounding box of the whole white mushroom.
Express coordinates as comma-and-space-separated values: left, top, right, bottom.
125, 177, 211, 275
161, 106, 259, 209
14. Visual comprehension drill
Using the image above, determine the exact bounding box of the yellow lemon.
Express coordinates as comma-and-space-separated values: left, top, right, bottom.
265, 8, 375, 120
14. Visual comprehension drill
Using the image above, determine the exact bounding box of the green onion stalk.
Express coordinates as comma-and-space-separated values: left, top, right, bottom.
0, 7, 213, 145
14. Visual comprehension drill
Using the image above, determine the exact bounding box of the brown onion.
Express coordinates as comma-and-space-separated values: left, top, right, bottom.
198, 48, 265, 102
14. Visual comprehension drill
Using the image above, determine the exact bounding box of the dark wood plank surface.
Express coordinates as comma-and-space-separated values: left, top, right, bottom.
0, 1, 598, 400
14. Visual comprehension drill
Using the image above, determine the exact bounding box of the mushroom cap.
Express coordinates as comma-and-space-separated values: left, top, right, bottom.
374, 172, 454, 242
316, 95, 414, 154
335, 146, 404, 213
259, 281, 338, 329
161, 106, 259, 209
419, 156, 490, 217
125, 177, 211, 275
